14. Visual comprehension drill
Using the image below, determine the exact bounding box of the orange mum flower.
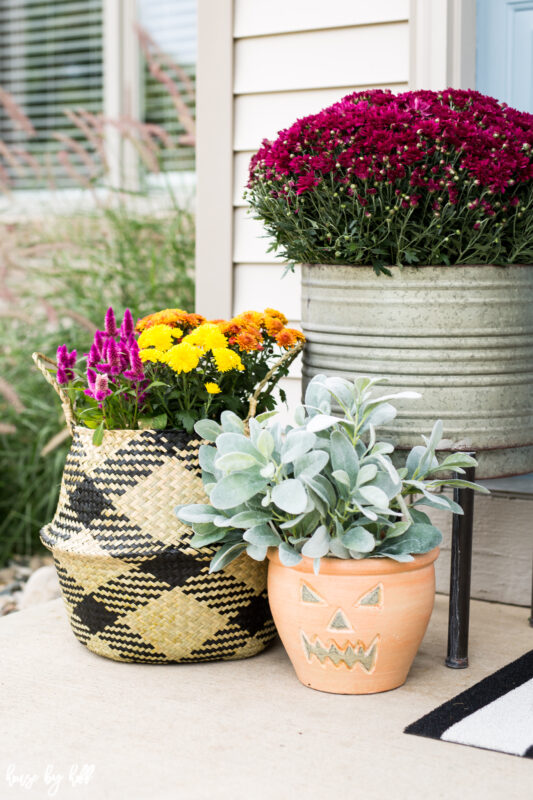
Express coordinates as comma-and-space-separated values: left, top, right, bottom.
136, 309, 205, 333
264, 308, 288, 325
243, 323, 262, 337
219, 320, 243, 337
236, 330, 263, 351
237, 310, 264, 327
264, 315, 285, 336
276, 328, 304, 349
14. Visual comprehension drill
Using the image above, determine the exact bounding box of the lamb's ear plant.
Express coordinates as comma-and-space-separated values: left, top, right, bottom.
176, 375, 489, 573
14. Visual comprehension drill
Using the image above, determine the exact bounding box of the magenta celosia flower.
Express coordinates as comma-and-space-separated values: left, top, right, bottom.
123, 341, 145, 382
75, 308, 149, 418
87, 343, 101, 367
104, 307, 118, 337
93, 330, 105, 354
84, 368, 97, 399
120, 309, 134, 338
56, 345, 77, 385
98, 338, 121, 375
84, 370, 112, 406
94, 374, 112, 402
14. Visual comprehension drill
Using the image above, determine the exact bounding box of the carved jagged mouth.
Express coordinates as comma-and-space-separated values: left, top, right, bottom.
301, 631, 379, 672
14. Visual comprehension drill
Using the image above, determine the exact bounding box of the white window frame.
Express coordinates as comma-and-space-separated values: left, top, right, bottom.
103, 0, 140, 192
409, 0, 476, 90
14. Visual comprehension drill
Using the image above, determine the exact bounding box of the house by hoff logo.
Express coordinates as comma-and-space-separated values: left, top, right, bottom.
5, 764, 95, 796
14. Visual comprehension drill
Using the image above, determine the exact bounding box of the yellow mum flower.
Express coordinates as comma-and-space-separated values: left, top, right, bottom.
205, 382, 221, 394
137, 324, 178, 352
212, 348, 245, 372
183, 323, 228, 352
139, 348, 166, 363
164, 342, 201, 374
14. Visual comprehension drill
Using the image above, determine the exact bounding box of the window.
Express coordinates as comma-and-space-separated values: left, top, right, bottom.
0, 0, 196, 192
137, 0, 196, 175
0, 0, 104, 189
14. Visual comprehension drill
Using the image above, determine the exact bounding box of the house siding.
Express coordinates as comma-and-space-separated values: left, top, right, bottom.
196, 0, 533, 606
231, 1, 410, 406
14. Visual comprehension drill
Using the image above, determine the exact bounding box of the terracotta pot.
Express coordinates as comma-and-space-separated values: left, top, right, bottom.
267, 547, 439, 694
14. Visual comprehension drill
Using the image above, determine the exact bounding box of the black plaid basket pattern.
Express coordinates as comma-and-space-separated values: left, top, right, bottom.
41, 426, 276, 663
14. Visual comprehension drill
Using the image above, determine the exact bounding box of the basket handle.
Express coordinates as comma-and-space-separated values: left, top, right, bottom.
245, 339, 304, 423
32, 352, 76, 436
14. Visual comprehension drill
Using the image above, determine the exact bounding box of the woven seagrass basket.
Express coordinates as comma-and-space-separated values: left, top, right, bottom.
33, 352, 278, 664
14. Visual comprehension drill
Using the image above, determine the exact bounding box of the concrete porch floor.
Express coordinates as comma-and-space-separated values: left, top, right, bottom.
0, 595, 532, 800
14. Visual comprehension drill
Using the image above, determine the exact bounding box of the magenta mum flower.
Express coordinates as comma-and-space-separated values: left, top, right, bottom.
296, 172, 320, 195
247, 87, 533, 266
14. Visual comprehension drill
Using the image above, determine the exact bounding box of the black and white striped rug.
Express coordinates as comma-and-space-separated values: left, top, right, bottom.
405, 650, 533, 758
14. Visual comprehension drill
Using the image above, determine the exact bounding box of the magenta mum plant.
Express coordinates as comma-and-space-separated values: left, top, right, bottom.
246, 88, 533, 272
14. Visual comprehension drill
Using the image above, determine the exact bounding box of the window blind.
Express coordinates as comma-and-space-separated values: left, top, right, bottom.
137, 0, 196, 175
0, 0, 103, 190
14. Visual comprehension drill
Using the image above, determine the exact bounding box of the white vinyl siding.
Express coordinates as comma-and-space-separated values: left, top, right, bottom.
233, 0, 409, 37
234, 26, 409, 94
231, 2, 411, 402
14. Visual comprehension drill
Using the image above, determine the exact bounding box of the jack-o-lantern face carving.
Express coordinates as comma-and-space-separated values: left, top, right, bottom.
299, 581, 383, 672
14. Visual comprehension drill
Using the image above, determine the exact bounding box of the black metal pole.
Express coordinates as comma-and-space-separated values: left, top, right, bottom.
446, 464, 476, 669
529, 548, 533, 627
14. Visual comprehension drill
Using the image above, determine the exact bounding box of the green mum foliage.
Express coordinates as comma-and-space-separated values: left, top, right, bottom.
176, 377, 489, 572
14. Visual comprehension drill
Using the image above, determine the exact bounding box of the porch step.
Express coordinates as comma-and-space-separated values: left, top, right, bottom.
0, 597, 531, 799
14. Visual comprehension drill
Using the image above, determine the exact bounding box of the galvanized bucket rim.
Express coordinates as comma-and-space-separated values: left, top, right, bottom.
301, 262, 533, 269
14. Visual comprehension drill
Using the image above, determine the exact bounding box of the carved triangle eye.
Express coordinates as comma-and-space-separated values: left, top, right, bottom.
355, 584, 383, 608
300, 582, 326, 604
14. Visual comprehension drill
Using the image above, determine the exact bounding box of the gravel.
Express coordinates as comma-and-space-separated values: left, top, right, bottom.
0, 555, 57, 616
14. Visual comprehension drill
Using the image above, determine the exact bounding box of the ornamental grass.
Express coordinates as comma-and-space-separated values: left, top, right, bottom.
247, 88, 533, 273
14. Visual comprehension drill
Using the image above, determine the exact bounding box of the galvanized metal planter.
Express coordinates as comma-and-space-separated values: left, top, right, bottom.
301, 264, 533, 478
